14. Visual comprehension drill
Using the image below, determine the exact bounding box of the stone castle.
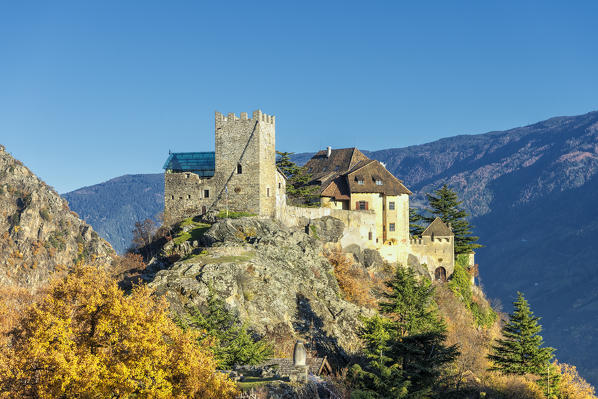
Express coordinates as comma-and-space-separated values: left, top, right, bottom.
164, 110, 461, 281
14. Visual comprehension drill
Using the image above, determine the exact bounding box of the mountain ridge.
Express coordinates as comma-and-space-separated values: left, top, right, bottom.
61, 110, 598, 384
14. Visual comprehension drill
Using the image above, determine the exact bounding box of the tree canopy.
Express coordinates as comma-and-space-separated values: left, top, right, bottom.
276, 151, 319, 206
0, 265, 237, 398
423, 184, 481, 255
349, 266, 458, 398
182, 291, 273, 369
488, 292, 554, 376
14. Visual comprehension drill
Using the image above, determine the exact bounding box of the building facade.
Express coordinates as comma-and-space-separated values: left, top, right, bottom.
163, 110, 286, 223
164, 109, 457, 280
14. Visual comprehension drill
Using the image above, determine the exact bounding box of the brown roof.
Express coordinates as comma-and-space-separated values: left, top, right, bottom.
422, 217, 454, 237
304, 148, 370, 181
320, 176, 351, 200
305, 148, 412, 199
346, 160, 412, 196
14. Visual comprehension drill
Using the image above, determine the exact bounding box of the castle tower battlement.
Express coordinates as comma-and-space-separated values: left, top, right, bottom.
215, 110, 276, 125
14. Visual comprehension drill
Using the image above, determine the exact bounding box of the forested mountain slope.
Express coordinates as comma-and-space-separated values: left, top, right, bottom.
367, 111, 598, 385
63, 174, 163, 254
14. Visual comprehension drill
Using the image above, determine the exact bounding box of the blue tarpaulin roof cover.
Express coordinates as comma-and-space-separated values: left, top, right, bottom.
163, 152, 215, 177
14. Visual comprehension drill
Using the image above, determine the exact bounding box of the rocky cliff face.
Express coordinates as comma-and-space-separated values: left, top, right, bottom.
148, 217, 377, 363
0, 145, 114, 289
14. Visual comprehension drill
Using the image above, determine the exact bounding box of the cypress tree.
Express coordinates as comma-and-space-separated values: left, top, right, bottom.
488, 292, 554, 376
424, 184, 481, 255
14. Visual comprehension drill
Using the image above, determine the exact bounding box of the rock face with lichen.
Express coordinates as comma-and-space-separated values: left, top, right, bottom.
148, 217, 374, 363
0, 145, 114, 289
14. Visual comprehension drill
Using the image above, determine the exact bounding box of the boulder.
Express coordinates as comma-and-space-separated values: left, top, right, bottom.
306, 216, 344, 243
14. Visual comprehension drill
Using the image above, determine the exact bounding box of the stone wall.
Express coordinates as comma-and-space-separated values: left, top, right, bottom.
409, 235, 455, 279
164, 172, 214, 224
164, 110, 279, 223
281, 206, 378, 249
213, 110, 276, 216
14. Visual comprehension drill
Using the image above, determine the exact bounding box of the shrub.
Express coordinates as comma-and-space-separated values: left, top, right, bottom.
325, 249, 376, 308
448, 255, 496, 328
39, 207, 51, 222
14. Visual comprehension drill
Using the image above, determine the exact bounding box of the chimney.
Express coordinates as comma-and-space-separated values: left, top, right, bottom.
326, 146, 332, 158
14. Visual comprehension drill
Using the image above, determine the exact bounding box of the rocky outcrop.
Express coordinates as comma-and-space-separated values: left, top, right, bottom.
0, 146, 114, 289
148, 217, 374, 363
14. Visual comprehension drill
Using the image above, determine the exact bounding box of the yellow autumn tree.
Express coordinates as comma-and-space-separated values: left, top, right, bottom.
0, 265, 237, 399
555, 361, 597, 399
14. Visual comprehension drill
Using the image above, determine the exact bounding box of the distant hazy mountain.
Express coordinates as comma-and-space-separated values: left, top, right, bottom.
63, 174, 163, 254
64, 111, 598, 384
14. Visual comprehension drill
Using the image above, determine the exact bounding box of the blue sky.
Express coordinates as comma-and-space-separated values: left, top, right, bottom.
1, 1, 597, 193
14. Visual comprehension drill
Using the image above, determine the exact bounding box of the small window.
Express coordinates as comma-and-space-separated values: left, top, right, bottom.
389, 201, 395, 210
171, 195, 174, 200
368, 232, 373, 240
389, 223, 395, 232
357, 179, 364, 185
204, 189, 210, 198
358, 201, 367, 210
375, 179, 383, 185
322, 167, 327, 172
267, 187, 270, 197
185, 173, 190, 178
237, 163, 242, 174
187, 195, 191, 199
179, 196, 183, 200
278, 183, 281, 189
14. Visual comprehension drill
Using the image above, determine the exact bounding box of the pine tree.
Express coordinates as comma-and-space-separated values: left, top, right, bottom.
380, 266, 443, 337
276, 151, 319, 206
488, 292, 554, 376
185, 291, 273, 369
349, 268, 458, 397
424, 184, 481, 255
409, 208, 425, 237
537, 362, 561, 399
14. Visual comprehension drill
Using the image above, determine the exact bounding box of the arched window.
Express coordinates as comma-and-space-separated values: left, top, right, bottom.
237, 163, 242, 174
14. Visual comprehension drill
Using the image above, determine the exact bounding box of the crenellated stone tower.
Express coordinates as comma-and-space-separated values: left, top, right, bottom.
214, 110, 278, 217
164, 110, 285, 224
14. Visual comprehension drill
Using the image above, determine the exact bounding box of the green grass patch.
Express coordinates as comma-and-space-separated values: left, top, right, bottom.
216, 210, 256, 219
173, 222, 211, 245
237, 378, 284, 391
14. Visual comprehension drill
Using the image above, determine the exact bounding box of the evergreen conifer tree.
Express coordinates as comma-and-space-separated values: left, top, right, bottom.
276, 151, 319, 206
380, 266, 443, 337
488, 292, 554, 376
424, 184, 481, 255
349, 267, 458, 397
184, 291, 273, 369
409, 208, 425, 237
